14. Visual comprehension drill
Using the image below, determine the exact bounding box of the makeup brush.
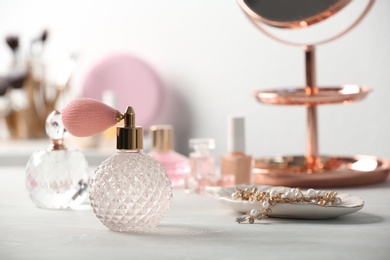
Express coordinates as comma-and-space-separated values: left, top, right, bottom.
7, 69, 28, 89
5, 35, 20, 66
0, 69, 27, 96
0, 77, 9, 96
61, 98, 124, 137
40, 29, 48, 43
5, 35, 19, 52
30, 29, 49, 58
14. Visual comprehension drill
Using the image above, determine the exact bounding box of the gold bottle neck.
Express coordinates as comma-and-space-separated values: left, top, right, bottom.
150, 125, 173, 152
116, 106, 144, 150
47, 139, 68, 151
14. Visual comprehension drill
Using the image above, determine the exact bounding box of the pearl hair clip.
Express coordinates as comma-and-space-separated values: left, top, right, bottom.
234, 187, 342, 224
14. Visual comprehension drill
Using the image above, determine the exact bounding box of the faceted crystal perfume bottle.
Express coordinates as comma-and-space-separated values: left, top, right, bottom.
26, 110, 90, 209
149, 125, 190, 188
89, 107, 172, 232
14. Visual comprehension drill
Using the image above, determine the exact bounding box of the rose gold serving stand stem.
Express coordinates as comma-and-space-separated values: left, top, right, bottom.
305, 45, 319, 173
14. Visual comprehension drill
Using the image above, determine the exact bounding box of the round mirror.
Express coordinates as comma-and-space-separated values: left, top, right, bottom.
240, 0, 351, 28
238, 0, 374, 46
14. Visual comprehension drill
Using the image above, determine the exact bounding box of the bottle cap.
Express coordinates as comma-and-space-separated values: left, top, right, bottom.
189, 138, 215, 153
117, 106, 143, 150
227, 116, 245, 153
150, 125, 173, 152
46, 110, 67, 151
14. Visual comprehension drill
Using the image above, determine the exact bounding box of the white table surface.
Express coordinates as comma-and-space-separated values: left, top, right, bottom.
1, 166, 390, 260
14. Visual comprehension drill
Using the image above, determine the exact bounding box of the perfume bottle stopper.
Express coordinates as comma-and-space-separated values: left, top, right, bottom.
46, 110, 68, 151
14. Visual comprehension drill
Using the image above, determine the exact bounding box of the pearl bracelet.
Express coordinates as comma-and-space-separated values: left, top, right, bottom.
234, 187, 342, 224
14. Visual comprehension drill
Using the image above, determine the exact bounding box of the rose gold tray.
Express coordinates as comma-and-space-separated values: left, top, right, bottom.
253, 155, 390, 188
254, 85, 370, 105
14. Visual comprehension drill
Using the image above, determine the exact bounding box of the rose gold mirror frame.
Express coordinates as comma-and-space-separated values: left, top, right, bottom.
239, 0, 351, 29
237, 0, 374, 47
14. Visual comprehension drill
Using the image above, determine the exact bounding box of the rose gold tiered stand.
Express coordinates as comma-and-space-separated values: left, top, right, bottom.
238, 0, 390, 187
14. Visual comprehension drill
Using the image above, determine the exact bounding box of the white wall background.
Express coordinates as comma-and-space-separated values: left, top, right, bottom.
0, 0, 389, 161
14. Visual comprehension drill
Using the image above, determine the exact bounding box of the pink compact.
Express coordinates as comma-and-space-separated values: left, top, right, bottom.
82, 53, 164, 130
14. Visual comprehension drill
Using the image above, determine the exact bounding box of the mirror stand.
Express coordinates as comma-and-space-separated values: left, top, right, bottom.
239, 0, 390, 187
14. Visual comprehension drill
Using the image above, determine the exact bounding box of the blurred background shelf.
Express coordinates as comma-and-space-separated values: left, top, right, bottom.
0, 138, 114, 167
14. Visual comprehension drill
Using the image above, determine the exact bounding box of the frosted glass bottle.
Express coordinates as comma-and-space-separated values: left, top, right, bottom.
26, 110, 90, 209
221, 117, 252, 186
89, 107, 172, 232
149, 125, 190, 188
188, 138, 219, 193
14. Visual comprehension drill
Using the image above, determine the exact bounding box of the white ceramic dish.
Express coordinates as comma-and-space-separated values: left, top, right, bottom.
211, 186, 364, 219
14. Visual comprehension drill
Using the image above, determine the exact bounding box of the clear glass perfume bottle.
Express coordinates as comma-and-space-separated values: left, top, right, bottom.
26, 110, 90, 209
89, 107, 172, 232
148, 125, 190, 188
188, 138, 219, 194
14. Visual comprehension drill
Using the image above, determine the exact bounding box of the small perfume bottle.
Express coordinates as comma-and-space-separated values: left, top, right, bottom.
220, 117, 252, 186
188, 138, 219, 193
149, 125, 190, 188
26, 110, 90, 209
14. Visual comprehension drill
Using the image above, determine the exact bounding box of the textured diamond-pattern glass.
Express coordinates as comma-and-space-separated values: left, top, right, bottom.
26, 150, 90, 209
89, 150, 172, 232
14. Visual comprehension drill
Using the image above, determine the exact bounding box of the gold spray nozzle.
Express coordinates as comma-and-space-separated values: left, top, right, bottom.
116, 111, 124, 123
123, 106, 135, 127
116, 106, 143, 150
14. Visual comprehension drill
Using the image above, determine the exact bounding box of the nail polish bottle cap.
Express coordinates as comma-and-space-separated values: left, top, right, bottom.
150, 125, 173, 152
117, 106, 143, 150
227, 116, 245, 153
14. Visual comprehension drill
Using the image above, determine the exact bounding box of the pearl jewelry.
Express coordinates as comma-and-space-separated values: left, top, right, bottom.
250, 209, 258, 217
284, 191, 293, 199
307, 188, 317, 197
295, 192, 302, 199
234, 186, 342, 224
270, 189, 279, 198
318, 190, 326, 196
262, 201, 270, 209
